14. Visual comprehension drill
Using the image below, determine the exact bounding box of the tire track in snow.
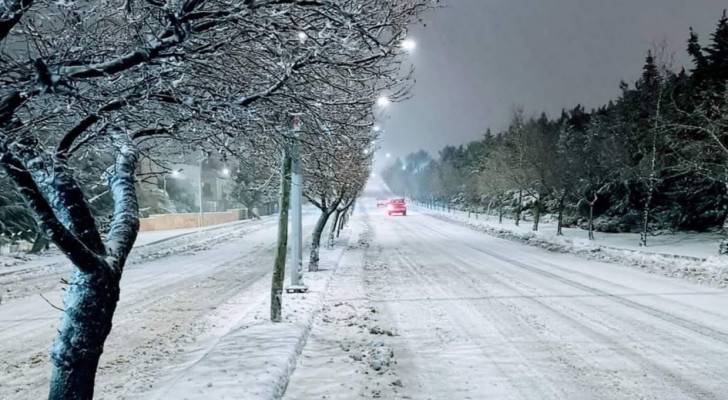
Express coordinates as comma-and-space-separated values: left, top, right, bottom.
394, 215, 723, 400
415, 216, 728, 347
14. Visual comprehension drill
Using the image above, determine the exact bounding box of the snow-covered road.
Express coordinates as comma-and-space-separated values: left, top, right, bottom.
284, 200, 728, 400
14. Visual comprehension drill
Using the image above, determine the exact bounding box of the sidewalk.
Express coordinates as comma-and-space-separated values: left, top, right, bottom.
140, 218, 364, 400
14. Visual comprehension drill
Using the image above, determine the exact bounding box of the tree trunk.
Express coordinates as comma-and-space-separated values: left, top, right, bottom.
641, 89, 663, 248
588, 194, 597, 241
2, 136, 139, 400
515, 190, 523, 226
271, 152, 292, 322
720, 181, 728, 255
29, 232, 49, 253
336, 207, 347, 237
309, 209, 333, 271
640, 199, 652, 247
498, 203, 504, 224
556, 194, 566, 236
49, 269, 119, 400
327, 209, 341, 249
532, 195, 541, 231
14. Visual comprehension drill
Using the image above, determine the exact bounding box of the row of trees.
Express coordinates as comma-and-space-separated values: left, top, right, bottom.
0, 0, 432, 397
384, 10, 728, 252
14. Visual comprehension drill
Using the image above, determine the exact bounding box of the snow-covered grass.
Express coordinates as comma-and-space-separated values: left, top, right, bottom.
414, 204, 728, 287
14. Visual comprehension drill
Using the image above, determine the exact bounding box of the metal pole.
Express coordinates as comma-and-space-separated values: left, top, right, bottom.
199, 152, 204, 230
290, 140, 303, 287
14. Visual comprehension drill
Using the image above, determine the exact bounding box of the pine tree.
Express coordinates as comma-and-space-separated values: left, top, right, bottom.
705, 10, 728, 82
688, 27, 708, 80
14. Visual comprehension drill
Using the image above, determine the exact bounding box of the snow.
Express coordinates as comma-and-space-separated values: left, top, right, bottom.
0, 208, 351, 400
283, 198, 728, 399
414, 205, 728, 287
142, 270, 335, 400
0, 216, 286, 303
4, 193, 728, 399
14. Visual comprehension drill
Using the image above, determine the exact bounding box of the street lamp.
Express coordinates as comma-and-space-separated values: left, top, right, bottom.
221, 167, 230, 177
297, 31, 308, 43
385, 152, 392, 158
401, 38, 416, 51
376, 96, 390, 108
373, 125, 381, 132
164, 169, 182, 192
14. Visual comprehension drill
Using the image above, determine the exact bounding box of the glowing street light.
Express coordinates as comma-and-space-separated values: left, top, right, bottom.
373, 125, 381, 132
297, 31, 308, 43
164, 169, 182, 192
376, 96, 390, 107
401, 38, 417, 51
385, 153, 392, 158
221, 167, 230, 177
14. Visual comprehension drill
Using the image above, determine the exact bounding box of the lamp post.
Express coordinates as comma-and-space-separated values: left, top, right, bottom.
198, 151, 205, 230
288, 114, 307, 292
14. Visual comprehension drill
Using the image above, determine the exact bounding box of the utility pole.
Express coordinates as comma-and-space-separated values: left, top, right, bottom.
198, 151, 205, 230
271, 150, 292, 322
287, 114, 307, 293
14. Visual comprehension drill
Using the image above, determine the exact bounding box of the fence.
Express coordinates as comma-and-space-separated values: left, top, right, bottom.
139, 209, 248, 232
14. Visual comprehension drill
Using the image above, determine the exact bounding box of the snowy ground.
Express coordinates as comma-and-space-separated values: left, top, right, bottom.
283, 198, 728, 400
418, 206, 722, 259
413, 205, 728, 288
4, 196, 728, 399
0, 210, 336, 399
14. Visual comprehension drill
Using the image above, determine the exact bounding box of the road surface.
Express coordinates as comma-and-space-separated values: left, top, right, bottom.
284, 199, 728, 400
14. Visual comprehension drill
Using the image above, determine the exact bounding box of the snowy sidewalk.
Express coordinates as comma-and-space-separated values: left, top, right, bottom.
413, 204, 728, 287
140, 220, 363, 400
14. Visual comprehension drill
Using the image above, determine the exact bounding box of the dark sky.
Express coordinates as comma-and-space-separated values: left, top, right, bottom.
375, 0, 727, 170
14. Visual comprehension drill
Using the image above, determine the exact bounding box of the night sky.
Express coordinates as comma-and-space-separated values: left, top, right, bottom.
375, 0, 727, 170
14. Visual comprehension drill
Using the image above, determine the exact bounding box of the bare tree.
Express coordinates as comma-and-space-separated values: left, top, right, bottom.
0, 0, 434, 396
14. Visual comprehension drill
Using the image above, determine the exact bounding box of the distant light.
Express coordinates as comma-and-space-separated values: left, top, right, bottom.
372, 173, 377, 178
171, 170, 181, 178
385, 153, 392, 158
297, 31, 308, 43
376, 96, 390, 107
364, 149, 369, 155
402, 164, 407, 171
401, 38, 417, 51
221, 167, 230, 176
373, 125, 381, 132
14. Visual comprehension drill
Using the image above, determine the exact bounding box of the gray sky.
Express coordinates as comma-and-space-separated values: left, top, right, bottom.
375, 0, 727, 170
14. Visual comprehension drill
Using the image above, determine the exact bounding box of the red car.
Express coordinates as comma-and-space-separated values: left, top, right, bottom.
387, 198, 407, 216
